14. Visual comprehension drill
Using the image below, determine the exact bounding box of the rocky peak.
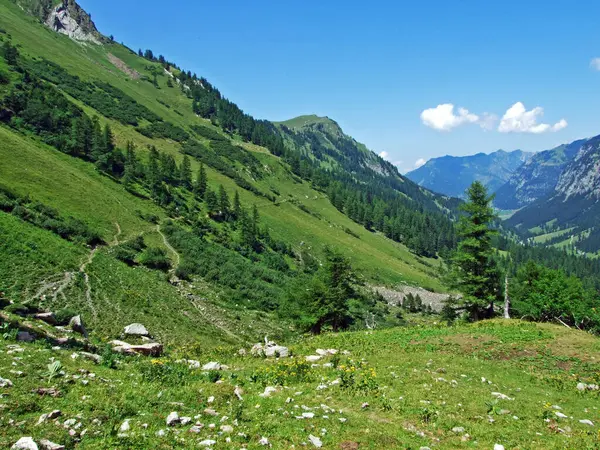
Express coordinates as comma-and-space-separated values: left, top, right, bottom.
45, 0, 103, 44
555, 135, 600, 200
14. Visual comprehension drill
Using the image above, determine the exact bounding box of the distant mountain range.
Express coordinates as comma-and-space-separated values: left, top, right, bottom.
494, 139, 588, 209
507, 135, 600, 252
406, 149, 532, 199
408, 136, 600, 253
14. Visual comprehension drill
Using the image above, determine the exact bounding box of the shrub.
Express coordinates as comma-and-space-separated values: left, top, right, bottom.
55, 307, 77, 325
5, 303, 30, 316
138, 247, 171, 271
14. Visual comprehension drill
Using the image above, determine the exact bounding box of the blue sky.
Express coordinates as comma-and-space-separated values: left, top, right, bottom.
80, 0, 600, 172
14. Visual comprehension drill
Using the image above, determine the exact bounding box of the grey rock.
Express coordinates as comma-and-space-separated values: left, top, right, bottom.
35, 312, 57, 325
202, 361, 224, 371
264, 345, 289, 358
308, 434, 323, 448
11, 437, 38, 450
166, 412, 180, 426
0, 377, 13, 387
110, 340, 162, 357
124, 323, 149, 337
452, 426, 465, 433
17, 331, 35, 342
69, 315, 87, 338
39, 439, 65, 450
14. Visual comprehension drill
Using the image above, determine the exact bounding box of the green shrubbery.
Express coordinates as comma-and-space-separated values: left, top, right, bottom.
0, 186, 102, 245
138, 247, 171, 271
511, 261, 600, 332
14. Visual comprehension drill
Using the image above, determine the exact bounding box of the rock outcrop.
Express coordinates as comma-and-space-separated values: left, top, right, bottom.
44, 0, 104, 44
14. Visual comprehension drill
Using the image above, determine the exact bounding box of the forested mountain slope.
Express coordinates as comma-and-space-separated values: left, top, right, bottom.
0, 0, 454, 345
406, 149, 531, 199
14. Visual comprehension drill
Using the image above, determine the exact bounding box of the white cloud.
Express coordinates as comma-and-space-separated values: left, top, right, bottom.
420, 103, 479, 131
392, 160, 403, 167
414, 158, 427, 169
379, 151, 389, 159
498, 102, 567, 134
590, 57, 600, 71
478, 112, 498, 131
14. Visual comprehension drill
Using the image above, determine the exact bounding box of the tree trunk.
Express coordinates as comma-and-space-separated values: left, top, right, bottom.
503, 275, 510, 319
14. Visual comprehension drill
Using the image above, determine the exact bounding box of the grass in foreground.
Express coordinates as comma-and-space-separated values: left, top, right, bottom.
0, 319, 598, 449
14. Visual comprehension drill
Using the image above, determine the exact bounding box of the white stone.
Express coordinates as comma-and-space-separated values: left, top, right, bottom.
199, 440, 216, 447
11, 437, 38, 450
452, 426, 465, 433
494, 445, 505, 450
220, 424, 234, 433
306, 355, 321, 362
202, 362, 223, 371
308, 434, 323, 448
166, 412, 180, 426
0, 377, 13, 387
259, 436, 269, 446
555, 412, 568, 419
491, 392, 513, 401
124, 323, 149, 336
264, 345, 289, 358
38, 439, 65, 450
259, 386, 278, 398
579, 419, 594, 426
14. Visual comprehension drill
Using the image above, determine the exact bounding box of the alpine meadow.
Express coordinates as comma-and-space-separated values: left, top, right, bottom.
0, 1, 599, 449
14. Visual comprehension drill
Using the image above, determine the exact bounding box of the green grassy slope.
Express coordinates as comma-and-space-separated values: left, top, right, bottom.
0, 0, 444, 290
1, 319, 598, 449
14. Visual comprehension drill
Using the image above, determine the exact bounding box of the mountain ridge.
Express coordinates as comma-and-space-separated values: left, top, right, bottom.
406, 148, 531, 199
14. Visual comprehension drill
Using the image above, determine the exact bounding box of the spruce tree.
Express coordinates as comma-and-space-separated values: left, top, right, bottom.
194, 163, 207, 198
233, 191, 242, 219
450, 181, 500, 320
218, 185, 230, 219
179, 155, 192, 189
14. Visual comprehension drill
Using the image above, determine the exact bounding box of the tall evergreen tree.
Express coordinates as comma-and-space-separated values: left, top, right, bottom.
179, 155, 192, 189
194, 163, 207, 198
450, 181, 500, 320
233, 190, 242, 219
218, 185, 230, 218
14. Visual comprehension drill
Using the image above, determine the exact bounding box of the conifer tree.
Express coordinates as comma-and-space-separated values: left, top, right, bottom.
218, 185, 230, 218
194, 163, 207, 198
179, 155, 192, 189
450, 181, 500, 320
233, 190, 242, 219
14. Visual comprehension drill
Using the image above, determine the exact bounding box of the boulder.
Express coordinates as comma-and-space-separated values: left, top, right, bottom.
202, 361, 224, 371
166, 411, 180, 426
17, 331, 35, 342
250, 343, 264, 357
79, 352, 102, 364
123, 323, 149, 337
11, 437, 38, 450
264, 345, 289, 358
110, 340, 163, 357
35, 312, 57, 325
69, 315, 87, 338
38, 440, 64, 450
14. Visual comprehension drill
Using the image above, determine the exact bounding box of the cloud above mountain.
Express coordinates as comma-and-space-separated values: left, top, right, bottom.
421, 102, 566, 134
420, 104, 479, 131
498, 102, 567, 134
